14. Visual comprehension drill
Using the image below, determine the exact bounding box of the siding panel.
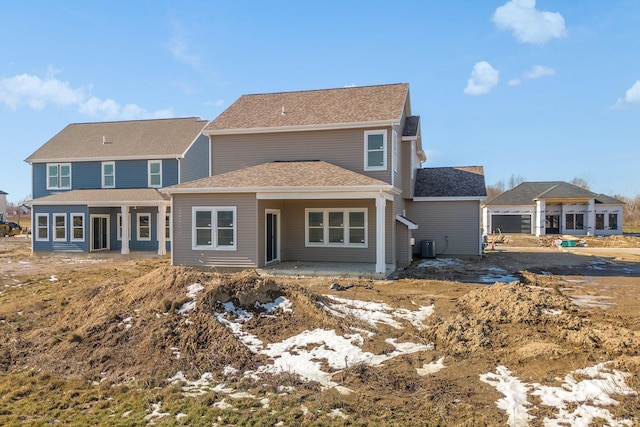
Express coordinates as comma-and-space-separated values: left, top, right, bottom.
181, 134, 210, 183
407, 200, 482, 256
172, 193, 257, 267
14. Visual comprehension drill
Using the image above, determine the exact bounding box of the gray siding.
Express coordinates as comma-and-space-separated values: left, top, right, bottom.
210, 128, 393, 184
181, 134, 210, 183
32, 206, 89, 252
407, 200, 482, 256
172, 193, 258, 267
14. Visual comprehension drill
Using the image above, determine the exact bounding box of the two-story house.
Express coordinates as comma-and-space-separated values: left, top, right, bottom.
163, 84, 487, 276
25, 117, 210, 254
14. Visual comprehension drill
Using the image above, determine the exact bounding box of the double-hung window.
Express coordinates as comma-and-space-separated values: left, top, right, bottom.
138, 213, 151, 241
364, 130, 387, 171
102, 162, 115, 188
36, 214, 49, 241
148, 160, 162, 188
192, 207, 236, 250
53, 213, 67, 241
305, 209, 367, 247
565, 213, 584, 230
47, 163, 71, 190
71, 213, 85, 242
165, 212, 171, 241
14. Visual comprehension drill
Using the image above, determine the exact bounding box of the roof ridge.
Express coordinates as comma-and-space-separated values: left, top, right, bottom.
66, 117, 204, 126
241, 83, 408, 97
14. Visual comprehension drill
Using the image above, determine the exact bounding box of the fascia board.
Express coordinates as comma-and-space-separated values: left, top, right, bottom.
413, 196, 486, 202
27, 154, 183, 163
204, 120, 401, 136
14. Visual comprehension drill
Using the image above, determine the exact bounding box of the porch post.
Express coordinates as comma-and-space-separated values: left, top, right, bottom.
375, 195, 386, 274
121, 205, 130, 254
157, 204, 166, 256
535, 200, 545, 236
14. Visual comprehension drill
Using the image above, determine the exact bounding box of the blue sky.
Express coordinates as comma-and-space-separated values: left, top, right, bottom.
1, 0, 639, 203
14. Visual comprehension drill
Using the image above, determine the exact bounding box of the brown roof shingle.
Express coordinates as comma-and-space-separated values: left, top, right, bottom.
29, 188, 169, 205
26, 117, 208, 163
165, 161, 390, 191
205, 83, 409, 132
414, 166, 487, 198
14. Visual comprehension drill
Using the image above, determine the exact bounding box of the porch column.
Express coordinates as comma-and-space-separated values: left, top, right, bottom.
157, 204, 166, 256
535, 200, 545, 237
121, 205, 130, 255
586, 199, 595, 236
375, 195, 386, 274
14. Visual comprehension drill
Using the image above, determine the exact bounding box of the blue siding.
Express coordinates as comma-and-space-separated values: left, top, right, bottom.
73, 162, 101, 189
181, 134, 210, 183
32, 206, 90, 252
32, 164, 48, 198
115, 159, 178, 188
163, 159, 179, 187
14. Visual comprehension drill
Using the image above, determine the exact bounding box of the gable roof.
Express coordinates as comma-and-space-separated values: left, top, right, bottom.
25, 117, 208, 163
0, 190, 7, 195
164, 161, 392, 193
414, 166, 487, 198
204, 83, 409, 134
484, 181, 625, 205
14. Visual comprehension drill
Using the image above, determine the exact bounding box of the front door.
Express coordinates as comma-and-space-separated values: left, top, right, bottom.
265, 210, 280, 263
545, 215, 560, 234
91, 215, 110, 251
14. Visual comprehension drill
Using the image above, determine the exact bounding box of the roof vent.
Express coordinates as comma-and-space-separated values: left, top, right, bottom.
102, 136, 112, 145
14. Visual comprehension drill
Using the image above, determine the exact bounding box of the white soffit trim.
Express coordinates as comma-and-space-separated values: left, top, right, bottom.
395, 214, 418, 229
164, 185, 398, 196
204, 120, 401, 136
413, 196, 486, 202
28, 154, 183, 163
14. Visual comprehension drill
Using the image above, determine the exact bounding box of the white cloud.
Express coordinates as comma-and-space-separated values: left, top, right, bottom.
165, 20, 201, 69
523, 65, 555, 79
0, 70, 173, 120
613, 80, 640, 108
492, 0, 567, 45
464, 61, 500, 96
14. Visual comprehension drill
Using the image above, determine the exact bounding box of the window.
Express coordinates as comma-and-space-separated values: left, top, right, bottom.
364, 130, 386, 171
138, 213, 151, 241
36, 214, 49, 241
71, 213, 84, 241
47, 163, 71, 190
148, 160, 162, 188
165, 213, 171, 241
305, 209, 367, 247
192, 207, 236, 250
53, 213, 66, 241
609, 213, 618, 230
102, 162, 115, 188
596, 214, 605, 230
565, 213, 584, 230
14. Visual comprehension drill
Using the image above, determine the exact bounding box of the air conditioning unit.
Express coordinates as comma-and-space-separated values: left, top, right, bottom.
421, 240, 436, 258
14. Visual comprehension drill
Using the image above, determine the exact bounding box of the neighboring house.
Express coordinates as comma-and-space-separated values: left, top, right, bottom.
483, 181, 625, 236
0, 190, 7, 220
25, 117, 210, 254
163, 83, 487, 276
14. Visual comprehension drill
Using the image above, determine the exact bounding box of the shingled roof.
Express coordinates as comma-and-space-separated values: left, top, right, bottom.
205, 83, 409, 133
164, 161, 391, 192
25, 117, 208, 163
484, 181, 625, 205
414, 166, 487, 198
29, 188, 169, 205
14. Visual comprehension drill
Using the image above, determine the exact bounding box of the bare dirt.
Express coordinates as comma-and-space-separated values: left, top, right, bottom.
1, 234, 640, 425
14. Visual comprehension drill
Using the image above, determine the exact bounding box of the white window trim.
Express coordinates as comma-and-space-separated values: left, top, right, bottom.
364, 130, 387, 171
117, 213, 122, 241
191, 206, 237, 251
53, 213, 67, 242
102, 161, 115, 189
165, 212, 171, 241
305, 208, 368, 248
71, 213, 85, 242
392, 129, 398, 173
35, 213, 49, 241
148, 160, 162, 188
46, 163, 72, 190
137, 213, 151, 241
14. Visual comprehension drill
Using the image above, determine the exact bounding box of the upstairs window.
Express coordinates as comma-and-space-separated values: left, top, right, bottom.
47, 163, 71, 190
148, 160, 162, 188
364, 130, 387, 171
102, 162, 115, 188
